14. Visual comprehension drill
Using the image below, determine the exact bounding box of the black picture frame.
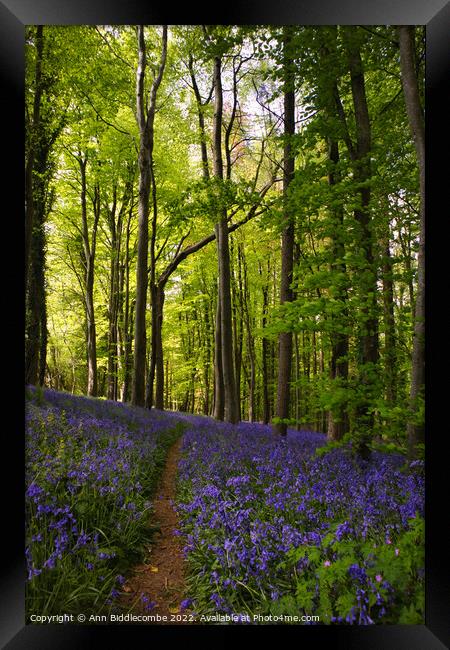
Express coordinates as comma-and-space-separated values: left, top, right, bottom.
2, 0, 449, 647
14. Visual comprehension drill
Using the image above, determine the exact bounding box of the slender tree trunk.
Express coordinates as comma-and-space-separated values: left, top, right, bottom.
25, 264, 41, 386
340, 27, 379, 457
78, 158, 99, 398
212, 55, 238, 423
38, 295, 48, 386
398, 226, 416, 318
294, 332, 301, 429
132, 26, 152, 406
273, 27, 296, 436
107, 187, 123, 401
216, 224, 238, 422
145, 283, 158, 409
121, 207, 133, 402
190, 59, 213, 414
213, 292, 225, 420
203, 297, 211, 414
260, 261, 271, 424
122, 303, 134, 403
25, 183, 47, 386
86, 303, 97, 397
233, 242, 244, 420
165, 358, 169, 409
117, 262, 125, 397
398, 25, 425, 458
188, 55, 210, 181
154, 284, 165, 409
382, 232, 397, 404
147, 27, 168, 410
326, 137, 350, 441
132, 25, 167, 407
241, 245, 255, 421
269, 263, 277, 419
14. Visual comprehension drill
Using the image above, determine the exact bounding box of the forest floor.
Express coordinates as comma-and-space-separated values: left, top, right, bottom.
118, 437, 188, 623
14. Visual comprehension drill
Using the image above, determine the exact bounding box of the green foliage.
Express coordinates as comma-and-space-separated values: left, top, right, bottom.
315, 437, 350, 457
279, 515, 424, 624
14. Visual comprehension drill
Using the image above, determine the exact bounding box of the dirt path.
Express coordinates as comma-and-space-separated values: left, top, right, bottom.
119, 437, 188, 623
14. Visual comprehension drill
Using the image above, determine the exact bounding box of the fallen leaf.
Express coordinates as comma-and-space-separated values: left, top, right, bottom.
122, 585, 132, 593
149, 565, 159, 573
169, 606, 180, 614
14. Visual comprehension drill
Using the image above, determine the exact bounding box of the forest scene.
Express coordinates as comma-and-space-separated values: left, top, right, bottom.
25, 24, 425, 625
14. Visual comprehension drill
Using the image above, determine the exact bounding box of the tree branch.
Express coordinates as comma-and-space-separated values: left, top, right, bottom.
157, 178, 279, 288
94, 26, 133, 69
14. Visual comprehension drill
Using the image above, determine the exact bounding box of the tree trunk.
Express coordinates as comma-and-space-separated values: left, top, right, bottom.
38, 295, 48, 386
154, 284, 165, 409
260, 261, 271, 424
107, 187, 123, 401
121, 206, 134, 403
398, 25, 425, 458
203, 297, 211, 414
233, 241, 243, 420
326, 137, 349, 441
273, 27, 296, 436
340, 27, 379, 457
132, 25, 167, 407
188, 55, 210, 181
294, 332, 301, 429
25, 167, 48, 386
25, 25, 44, 293
212, 54, 239, 423
241, 245, 256, 421
132, 26, 152, 406
25, 26, 60, 388
213, 292, 225, 420
78, 158, 99, 398
216, 222, 239, 422
145, 282, 158, 409
382, 233, 397, 404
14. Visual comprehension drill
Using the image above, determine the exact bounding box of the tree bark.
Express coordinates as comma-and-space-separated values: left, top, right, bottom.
120, 205, 134, 403
241, 244, 256, 421
213, 292, 225, 419
260, 260, 271, 424
145, 283, 158, 409
25, 26, 62, 388
77, 157, 100, 397
382, 232, 397, 404
132, 25, 167, 407
398, 25, 425, 458
25, 25, 44, 294
188, 55, 210, 180
107, 186, 121, 401
327, 138, 349, 441
203, 297, 212, 414
25, 140, 50, 386
338, 27, 379, 457
233, 241, 243, 420
131, 26, 150, 405
154, 284, 165, 409
213, 54, 239, 423
273, 27, 296, 436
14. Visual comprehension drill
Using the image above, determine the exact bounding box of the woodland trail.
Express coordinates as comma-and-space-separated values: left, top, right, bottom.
119, 437, 188, 623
